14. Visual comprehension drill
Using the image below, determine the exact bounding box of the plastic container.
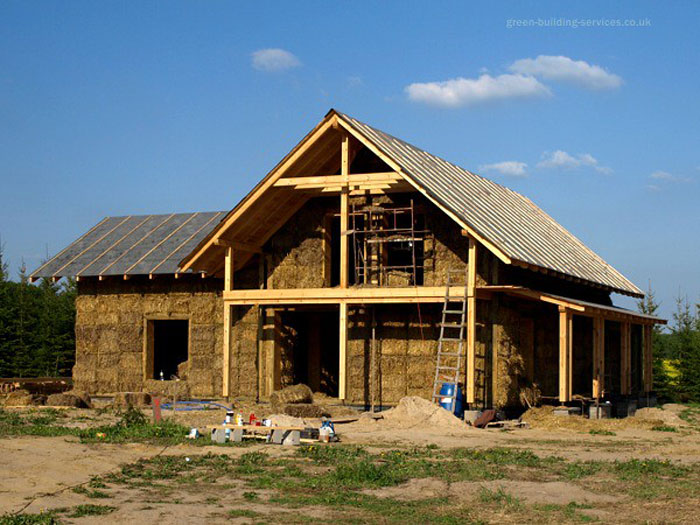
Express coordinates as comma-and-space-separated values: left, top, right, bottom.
439, 383, 464, 419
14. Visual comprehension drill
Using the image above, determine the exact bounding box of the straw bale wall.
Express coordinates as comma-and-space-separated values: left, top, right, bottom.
74, 276, 223, 397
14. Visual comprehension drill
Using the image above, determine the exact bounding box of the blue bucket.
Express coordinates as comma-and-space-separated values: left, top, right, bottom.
438, 383, 464, 419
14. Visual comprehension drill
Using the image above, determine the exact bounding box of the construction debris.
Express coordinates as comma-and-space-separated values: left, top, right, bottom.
46, 390, 92, 408
113, 392, 152, 408
2, 389, 45, 407
270, 384, 313, 410
280, 403, 330, 419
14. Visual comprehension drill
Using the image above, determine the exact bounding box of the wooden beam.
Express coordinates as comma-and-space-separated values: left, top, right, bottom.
592, 317, 605, 399
335, 112, 513, 266
223, 286, 478, 305
559, 307, 573, 402
274, 172, 401, 187
466, 238, 477, 404
224, 247, 234, 292
621, 321, 631, 395
643, 324, 653, 392
340, 133, 350, 289
339, 302, 348, 400
180, 115, 338, 273
215, 239, 263, 254
222, 304, 231, 397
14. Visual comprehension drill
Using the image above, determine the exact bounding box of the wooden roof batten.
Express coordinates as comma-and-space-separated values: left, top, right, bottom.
178, 109, 645, 298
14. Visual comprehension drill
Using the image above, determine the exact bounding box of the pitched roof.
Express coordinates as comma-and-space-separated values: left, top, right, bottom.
335, 111, 643, 297
31, 211, 226, 280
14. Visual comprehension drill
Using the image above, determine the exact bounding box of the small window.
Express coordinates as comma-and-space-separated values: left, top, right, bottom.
145, 319, 189, 380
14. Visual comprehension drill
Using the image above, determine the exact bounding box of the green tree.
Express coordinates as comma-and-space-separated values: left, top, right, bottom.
672, 293, 700, 402
0, 240, 11, 376
637, 283, 674, 399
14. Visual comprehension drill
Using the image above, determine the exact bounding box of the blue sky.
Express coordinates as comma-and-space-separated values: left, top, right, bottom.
1, 1, 698, 319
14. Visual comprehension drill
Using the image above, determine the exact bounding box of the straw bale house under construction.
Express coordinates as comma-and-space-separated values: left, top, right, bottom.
32, 109, 665, 411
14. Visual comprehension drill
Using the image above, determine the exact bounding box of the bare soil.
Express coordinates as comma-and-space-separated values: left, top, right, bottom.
1, 402, 699, 524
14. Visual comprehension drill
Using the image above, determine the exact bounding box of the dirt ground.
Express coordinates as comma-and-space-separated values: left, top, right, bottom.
1, 400, 699, 524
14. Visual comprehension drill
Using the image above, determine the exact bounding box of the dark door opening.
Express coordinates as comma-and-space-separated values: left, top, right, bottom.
151, 319, 189, 380
278, 309, 339, 396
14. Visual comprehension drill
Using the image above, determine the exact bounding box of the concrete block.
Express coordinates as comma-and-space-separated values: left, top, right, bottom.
282, 430, 300, 446
211, 428, 226, 444
232, 428, 244, 443
589, 404, 612, 420
463, 410, 482, 424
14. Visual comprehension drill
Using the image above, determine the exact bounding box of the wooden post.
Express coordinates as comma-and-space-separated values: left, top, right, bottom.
643, 324, 653, 392
223, 246, 234, 398
339, 302, 348, 400
620, 321, 631, 395
224, 246, 234, 292
466, 238, 477, 404
256, 305, 264, 402
222, 303, 231, 397
558, 307, 573, 402
340, 134, 350, 289
592, 317, 605, 399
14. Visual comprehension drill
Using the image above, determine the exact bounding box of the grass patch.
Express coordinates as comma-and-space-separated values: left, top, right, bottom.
65, 504, 115, 517
297, 444, 368, 464
227, 509, 261, 518
242, 491, 258, 501
478, 486, 521, 509
0, 408, 77, 438
589, 428, 616, 436
652, 425, 678, 432
71, 444, 700, 524
613, 458, 689, 481
72, 485, 112, 499
533, 502, 596, 523
0, 513, 61, 525
561, 461, 603, 480
78, 407, 189, 445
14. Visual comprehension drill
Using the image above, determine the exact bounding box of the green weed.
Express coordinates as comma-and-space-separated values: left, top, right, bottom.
72, 485, 112, 499
65, 504, 115, 517
652, 425, 678, 432
589, 428, 616, 436
0, 513, 61, 525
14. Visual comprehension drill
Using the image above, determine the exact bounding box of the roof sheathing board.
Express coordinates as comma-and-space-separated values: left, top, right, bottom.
336, 112, 642, 296
31, 212, 226, 279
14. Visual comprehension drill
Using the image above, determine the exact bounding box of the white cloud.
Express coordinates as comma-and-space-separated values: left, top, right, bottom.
347, 75, 363, 88
251, 48, 300, 72
479, 161, 528, 177
537, 150, 612, 174
649, 170, 692, 183
509, 55, 622, 90
650, 170, 673, 180
405, 73, 550, 107
646, 184, 661, 192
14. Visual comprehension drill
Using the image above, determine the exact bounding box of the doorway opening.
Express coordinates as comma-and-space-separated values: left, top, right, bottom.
278, 308, 339, 397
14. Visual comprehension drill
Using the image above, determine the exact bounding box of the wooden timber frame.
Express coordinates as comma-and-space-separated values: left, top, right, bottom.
186, 111, 664, 403
555, 306, 661, 403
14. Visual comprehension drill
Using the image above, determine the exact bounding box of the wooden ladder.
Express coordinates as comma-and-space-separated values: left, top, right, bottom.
431, 268, 468, 412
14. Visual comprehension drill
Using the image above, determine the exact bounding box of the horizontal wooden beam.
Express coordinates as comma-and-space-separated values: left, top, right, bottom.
214, 239, 263, 254
478, 285, 663, 325
274, 172, 402, 188
223, 286, 486, 305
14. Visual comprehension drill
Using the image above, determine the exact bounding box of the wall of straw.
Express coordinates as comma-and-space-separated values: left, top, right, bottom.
74, 276, 223, 397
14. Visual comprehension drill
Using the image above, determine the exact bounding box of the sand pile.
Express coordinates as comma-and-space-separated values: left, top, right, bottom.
522, 405, 686, 432
377, 396, 466, 430
634, 407, 685, 426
